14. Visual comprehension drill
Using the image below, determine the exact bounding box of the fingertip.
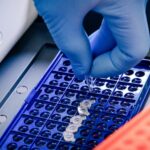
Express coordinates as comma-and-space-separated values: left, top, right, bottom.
71, 60, 92, 79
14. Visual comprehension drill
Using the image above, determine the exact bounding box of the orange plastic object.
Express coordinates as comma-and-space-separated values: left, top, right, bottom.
94, 107, 150, 150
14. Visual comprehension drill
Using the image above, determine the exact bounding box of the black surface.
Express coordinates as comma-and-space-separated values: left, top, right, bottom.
84, 2, 150, 35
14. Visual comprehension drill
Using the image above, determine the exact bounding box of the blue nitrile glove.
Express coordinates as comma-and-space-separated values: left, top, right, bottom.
34, 0, 150, 78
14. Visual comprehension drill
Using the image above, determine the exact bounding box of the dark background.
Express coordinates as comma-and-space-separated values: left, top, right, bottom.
84, 1, 150, 35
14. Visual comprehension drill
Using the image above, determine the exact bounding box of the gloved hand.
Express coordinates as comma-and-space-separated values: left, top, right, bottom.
34, 0, 150, 78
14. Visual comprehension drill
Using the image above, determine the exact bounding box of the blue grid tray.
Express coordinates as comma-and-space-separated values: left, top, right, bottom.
0, 52, 150, 150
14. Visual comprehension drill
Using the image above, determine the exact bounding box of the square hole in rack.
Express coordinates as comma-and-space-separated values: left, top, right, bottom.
3, 133, 35, 150
60, 90, 88, 106
25, 101, 56, 119
112, 83, 143, 100
107, 96, 135, 113
57, 142, 81, 150
53, 57, 73, 74
31, 138, 59, 150
13, 116, 46, 136
45, 72, 74, 87
42, 121, 63, 140
94, 79, 117, 90
36, 85, 65, 103
121, 68, 150, 85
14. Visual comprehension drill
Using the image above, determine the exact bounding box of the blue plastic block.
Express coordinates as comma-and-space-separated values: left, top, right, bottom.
0, 52, 150, 150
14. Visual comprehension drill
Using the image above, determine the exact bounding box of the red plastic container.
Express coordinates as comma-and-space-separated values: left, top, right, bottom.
94, 107, 150, 150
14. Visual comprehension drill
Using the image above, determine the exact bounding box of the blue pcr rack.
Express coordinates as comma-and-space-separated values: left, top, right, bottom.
0, 52, 150, 150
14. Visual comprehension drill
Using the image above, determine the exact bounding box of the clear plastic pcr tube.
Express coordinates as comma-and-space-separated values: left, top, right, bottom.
85, 75, 94, 92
